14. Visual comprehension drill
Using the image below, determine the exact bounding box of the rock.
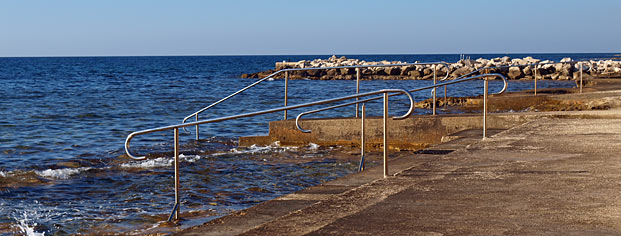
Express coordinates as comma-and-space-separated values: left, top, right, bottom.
523, 66, 533, 76
375, 68, 388, 75
340, 68, 356, 75
306, 69, 321, 77
511, 58, 525, 65
461, 59, 477, 67
326, 69, 338, 76
385, 67, 401, 75
555, 63, 572, 75
476, 58, 489, 64
423, 68, 433, 76
400, 66, 415, 76
523, 56, 541, 64
508, 66, 524, 79
408, 70, 422, 79
452, 67, 474, 77
244, 56, 618, 81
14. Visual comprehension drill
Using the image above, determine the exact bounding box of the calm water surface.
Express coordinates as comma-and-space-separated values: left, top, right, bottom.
0, 54, 609, 235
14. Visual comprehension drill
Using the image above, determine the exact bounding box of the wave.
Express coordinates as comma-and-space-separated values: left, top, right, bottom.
226, 141, 298, 155
35, 167, 92, 180
120, 154, 200, 169
1, 142, 320, 184
15, 212, 46, 236
120, 157, 173, 169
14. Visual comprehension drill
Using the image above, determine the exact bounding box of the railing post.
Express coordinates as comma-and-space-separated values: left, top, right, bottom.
383, 92, 388, 178
483, 75, 488, 139
284, 71, 289, 120
173, 128, 181, 220
432, 65, 437, 115
355, 68, 360, 118
534, 66, 537, 96
359, 103, 365, 172
580, 63, 582, 93
195, 115, 199, 141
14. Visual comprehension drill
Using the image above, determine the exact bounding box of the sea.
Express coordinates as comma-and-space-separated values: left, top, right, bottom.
0, 53, 615, 235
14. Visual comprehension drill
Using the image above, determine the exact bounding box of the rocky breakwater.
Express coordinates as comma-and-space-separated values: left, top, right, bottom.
241, 55, 621, 80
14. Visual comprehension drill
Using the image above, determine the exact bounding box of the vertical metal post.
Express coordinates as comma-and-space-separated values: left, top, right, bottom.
355, 68, 360, 118
383, 92, 388, 178
432, 65, 437, 115
284, 71, 288, 120
359, 103, 365, 172
195, 115, 199, 141
483, 76, 488, 139
534, 66, 538, 96
580, 63, 582, 93
173, 128, 180, 220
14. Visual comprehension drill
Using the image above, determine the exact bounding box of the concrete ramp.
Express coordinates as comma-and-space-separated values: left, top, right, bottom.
179, 109, 621, 235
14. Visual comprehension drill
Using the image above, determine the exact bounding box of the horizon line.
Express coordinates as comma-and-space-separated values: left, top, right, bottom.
1, 52, 620, 58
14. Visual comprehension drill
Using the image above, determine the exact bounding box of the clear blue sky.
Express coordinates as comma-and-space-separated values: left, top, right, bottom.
1, 0, 620, 56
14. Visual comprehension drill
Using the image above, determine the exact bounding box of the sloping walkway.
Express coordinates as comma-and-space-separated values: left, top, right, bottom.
180, 109, 621, 235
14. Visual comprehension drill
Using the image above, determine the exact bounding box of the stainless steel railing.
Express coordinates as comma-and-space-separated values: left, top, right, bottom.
125, 88, 416, 221
181, 61, 452, 140
294, 73, 507, 177
295, 73, 507, 133
432, 60, 600, 115
453, 59, 598, 96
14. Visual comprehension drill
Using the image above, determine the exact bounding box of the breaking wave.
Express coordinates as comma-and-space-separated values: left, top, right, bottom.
35, 167, 92, 180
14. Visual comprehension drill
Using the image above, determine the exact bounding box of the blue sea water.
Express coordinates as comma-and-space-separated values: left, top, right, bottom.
0, 53, 613, 235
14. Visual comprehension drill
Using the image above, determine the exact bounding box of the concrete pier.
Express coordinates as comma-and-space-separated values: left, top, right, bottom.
179, 80, 621, 235
179, 107, 621, 235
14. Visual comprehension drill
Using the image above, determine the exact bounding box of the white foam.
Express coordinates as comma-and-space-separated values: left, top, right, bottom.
35, 167, 91, 180
0, 170, 6, 177
120, 154, 202, 169
15, 212, 46, 236
120, 157, 172, 168
180, 154, 201, 163
307, 143, 320, 150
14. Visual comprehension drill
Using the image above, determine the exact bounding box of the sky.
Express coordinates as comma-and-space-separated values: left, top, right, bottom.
1, 0, 620, 57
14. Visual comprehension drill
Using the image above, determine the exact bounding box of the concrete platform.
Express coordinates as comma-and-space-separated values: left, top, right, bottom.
179, 108, 621, 235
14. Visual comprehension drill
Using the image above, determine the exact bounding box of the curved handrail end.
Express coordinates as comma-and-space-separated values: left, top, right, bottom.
125, 132, 147, 160
295, 113, 312, 133
392, 89, 415, 120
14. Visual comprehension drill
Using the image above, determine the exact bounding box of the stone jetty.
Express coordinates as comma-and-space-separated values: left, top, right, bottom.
241, 55, 621, 80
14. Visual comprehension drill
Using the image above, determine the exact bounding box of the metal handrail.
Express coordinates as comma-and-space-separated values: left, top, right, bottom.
294, 73, 507, 178
451, 59, 607, 95
128, 88, 415, 160
181, 61, 452, 139
296, 73, 508, 133
124, 88, 415, 221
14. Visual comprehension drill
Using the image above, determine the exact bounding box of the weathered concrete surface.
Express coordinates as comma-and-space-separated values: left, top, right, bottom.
245, 113, 531, 151
177, 129, 505, 236
180, 108, 621, 235
240, 88, 621, 150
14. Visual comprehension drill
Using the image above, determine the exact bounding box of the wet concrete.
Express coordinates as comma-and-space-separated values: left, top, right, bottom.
179, 108, 621, 235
